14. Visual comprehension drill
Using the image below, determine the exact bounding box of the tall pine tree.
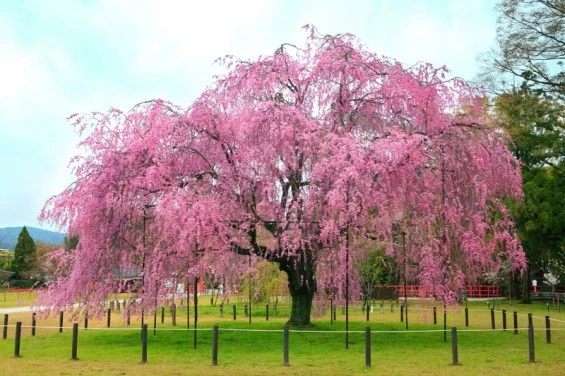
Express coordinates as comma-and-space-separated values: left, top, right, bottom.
13, 226, 37, 277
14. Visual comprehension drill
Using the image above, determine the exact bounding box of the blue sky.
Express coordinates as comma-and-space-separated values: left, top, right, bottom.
0, 0, 498, 231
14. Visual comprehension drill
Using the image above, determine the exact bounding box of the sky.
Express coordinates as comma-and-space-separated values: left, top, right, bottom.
0, 0, 499, 232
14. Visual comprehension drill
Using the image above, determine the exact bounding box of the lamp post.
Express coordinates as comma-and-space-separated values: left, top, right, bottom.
141, 207, 148, 330
345, 183, 351, 349
345, 217, 350, 349
402, 231, 408, 330
248, 253, 252, 324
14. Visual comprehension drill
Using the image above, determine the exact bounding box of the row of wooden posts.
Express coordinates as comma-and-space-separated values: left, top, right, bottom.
1, 303, 556, 341
2, 300, 557, 368
397, 304, 554, 346
5, 318, 548, 366
1, 302, 276, 344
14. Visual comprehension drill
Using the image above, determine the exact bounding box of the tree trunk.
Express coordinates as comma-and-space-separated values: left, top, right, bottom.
288, 286, 314, 326
279, 248, 316, 327
511, 274, 521, 302
521, 266, 531, 304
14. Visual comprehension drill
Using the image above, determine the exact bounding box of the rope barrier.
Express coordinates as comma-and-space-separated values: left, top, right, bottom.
2, 323, 564, 334
7, 324, 565, 333
218, 328, 283, 333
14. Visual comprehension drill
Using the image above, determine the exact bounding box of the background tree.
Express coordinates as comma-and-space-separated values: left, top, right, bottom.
479, 0, 565, 303
238, 260, 288, 307
64, 235, 79, 251
354, 247, 385, 310
479, 0, 564, 97
0, 249, 13, 270
493, 86, 565, 302
39, 27, 526, 326
34, 242, 62, 281
12, 226, 37, 278
35, 241, 59, 259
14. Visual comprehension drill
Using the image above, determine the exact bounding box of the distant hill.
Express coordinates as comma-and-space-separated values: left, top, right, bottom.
0, 227, 66, 251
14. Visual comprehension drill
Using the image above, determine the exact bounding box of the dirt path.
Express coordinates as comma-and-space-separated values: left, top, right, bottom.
0, 306, 33, 314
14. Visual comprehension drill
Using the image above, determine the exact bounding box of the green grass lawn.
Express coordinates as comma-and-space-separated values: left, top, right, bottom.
0, 289, 37, 309
0, 296, 563, 375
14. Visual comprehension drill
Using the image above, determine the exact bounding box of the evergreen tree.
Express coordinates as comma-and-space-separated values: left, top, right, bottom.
12, 226, 37, 277
494, 87, 565, 302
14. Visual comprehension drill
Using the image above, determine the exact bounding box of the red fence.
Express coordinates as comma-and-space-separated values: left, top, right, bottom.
464, 285, 500, 298
382, 285, 500, 299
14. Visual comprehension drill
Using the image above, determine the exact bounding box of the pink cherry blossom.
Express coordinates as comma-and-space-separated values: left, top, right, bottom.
38, 27, 525, 325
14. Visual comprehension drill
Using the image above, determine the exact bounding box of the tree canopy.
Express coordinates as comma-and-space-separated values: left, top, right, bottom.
39, 27, 526, 325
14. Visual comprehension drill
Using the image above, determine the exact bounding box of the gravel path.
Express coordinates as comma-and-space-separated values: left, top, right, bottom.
0, 306, 33, 314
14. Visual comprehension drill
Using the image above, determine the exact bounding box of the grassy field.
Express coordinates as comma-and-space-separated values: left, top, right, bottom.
0, 294, 563, 375
0, 289, 37, 309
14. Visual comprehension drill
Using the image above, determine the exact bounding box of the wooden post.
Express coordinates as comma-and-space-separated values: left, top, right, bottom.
141, 324, 148, 363
186, 282, 190, 329
513, 311, 518, 334
464, 307, 468, 327
59, 311, 64, 333
14, 322, 21, 357
502, 310, 507, 331
490, 308, 495, 329
443, 305, 447, 343
528, 323, 535, 363
283, 326, 289, 366
266, 305, 269, 321
194, 276, 198, 349
400, 303, 404, 322
365, 327, 371, 367
2, 314, 7, 339
187, 298, 190, 329
545, 316, 551, 344
71, 323, 78, 360
212, 325, 219, 366
433, 306, 437, 325
31, 312, 36, 336
107, 308, 111, 328
233, 305, 236, 321
451, 327, 459, 366
161, 307, 164, 324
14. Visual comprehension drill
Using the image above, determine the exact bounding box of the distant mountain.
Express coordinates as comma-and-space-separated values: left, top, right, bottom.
0, 227, 66, 251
